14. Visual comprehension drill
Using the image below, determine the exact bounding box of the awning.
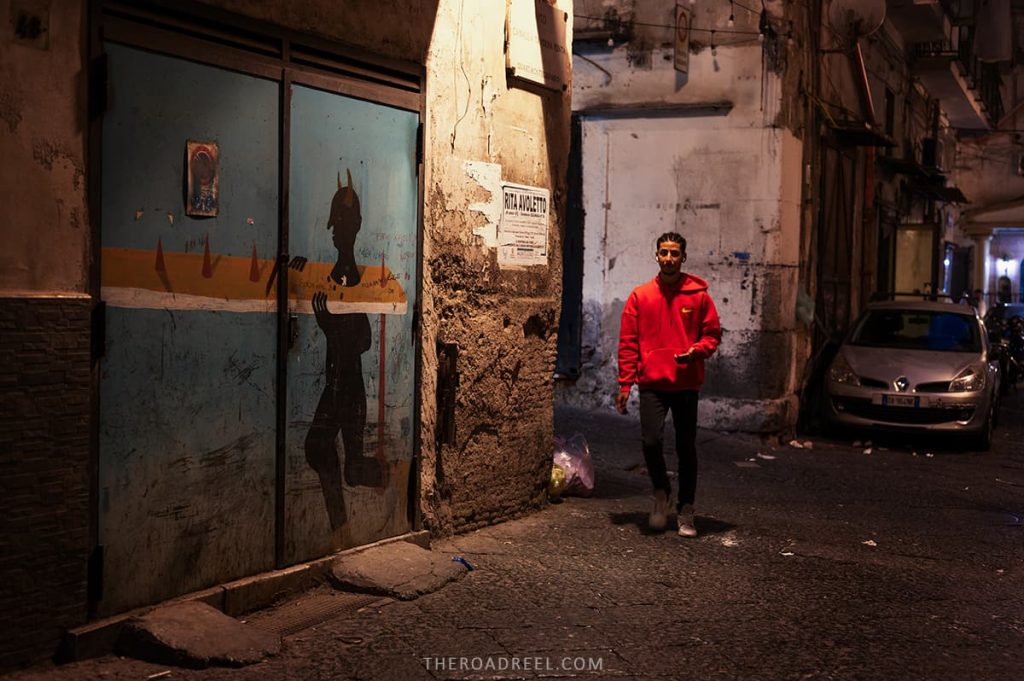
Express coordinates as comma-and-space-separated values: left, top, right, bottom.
909, 182, 969, 203
827, 121, 896, 148
876, 155, 941, 179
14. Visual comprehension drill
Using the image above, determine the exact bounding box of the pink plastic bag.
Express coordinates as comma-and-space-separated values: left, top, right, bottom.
553, 433, 595, 497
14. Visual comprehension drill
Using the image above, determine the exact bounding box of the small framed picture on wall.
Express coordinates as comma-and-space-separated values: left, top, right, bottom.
186, 140, 219, 217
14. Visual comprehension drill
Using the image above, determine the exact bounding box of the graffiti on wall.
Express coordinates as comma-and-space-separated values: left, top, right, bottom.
99, 243, 407, 315
304, 171, 386, 529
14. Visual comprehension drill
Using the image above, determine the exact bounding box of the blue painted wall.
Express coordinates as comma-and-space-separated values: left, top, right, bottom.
99, 43, 279, 615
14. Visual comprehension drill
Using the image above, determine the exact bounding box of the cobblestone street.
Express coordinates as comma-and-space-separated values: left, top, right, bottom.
9, 397, 1024, 680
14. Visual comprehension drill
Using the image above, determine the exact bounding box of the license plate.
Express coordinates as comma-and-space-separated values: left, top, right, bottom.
878, 394, 919, 408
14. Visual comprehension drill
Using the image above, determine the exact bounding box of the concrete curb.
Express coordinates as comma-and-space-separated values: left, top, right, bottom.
60, 530, 430, 662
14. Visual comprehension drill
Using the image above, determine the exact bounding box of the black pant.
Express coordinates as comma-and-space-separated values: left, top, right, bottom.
639, 389, 699, 510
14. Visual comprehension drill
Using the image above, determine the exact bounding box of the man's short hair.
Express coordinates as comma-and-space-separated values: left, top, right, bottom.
656, 232, 687, 251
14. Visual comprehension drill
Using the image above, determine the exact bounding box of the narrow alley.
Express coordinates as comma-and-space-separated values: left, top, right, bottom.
9, 394, 1024, 680
7, 2, 1024, 677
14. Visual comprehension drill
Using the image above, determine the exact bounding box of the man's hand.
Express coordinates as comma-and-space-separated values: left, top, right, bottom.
674, 349, 695, 364
615, 390, 629, 415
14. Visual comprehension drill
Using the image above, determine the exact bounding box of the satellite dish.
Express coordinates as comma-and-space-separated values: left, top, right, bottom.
827, 0, 886, 41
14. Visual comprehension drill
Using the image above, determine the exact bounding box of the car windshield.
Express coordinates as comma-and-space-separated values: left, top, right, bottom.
850, 309, 980, 352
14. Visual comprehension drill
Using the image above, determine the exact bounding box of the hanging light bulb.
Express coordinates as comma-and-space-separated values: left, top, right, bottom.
728, 1, 735, 27
710, 30, 717, 56
607, 36, 614, 47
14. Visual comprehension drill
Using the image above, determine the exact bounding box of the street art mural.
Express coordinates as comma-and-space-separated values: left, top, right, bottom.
285, 84, 418, 561
304, 171, 386, 530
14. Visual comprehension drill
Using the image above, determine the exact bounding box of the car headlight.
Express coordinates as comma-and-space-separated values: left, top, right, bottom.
828, 352, 860, 386
949, 367, 985, 392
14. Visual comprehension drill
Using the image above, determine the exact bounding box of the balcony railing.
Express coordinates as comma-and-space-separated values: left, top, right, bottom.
911, 24, 1004, 127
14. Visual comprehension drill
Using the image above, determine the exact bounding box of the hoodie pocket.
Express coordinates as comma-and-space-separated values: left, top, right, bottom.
639, 348, 684, 385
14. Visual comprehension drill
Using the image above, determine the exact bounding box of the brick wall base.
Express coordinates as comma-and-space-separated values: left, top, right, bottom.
0, 296, 92, 670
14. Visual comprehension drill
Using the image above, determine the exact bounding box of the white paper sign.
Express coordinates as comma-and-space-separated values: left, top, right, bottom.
506, 0, 571, 91
499, 183, 549, 267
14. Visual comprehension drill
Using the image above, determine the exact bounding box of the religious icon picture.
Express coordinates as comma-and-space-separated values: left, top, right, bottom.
186, 140, 219, 217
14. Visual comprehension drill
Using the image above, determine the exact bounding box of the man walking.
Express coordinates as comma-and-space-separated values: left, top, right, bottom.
615, 232, 721, 537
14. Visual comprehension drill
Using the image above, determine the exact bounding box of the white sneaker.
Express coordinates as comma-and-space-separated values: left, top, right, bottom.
648, 489, 671, 531
677, 504, 697, 538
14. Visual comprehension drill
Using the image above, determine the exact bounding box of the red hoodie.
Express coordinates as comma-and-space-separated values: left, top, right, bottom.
618, 273, 722, 393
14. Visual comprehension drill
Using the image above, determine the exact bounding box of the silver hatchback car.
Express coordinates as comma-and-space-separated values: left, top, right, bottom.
825, 300, 1000, 449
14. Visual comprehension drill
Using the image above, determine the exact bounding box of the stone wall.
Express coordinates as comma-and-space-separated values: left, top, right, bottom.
419, 1, 570, 532
0, 296, 92, 669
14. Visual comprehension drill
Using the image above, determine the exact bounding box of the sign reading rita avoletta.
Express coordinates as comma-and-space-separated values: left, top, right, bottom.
498, 183, 549, 267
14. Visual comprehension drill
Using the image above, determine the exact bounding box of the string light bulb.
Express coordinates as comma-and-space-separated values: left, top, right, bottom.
728, 1, 735, 27
710, 30, 717, 56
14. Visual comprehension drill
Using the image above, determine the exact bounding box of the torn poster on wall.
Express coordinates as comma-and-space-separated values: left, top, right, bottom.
499, 182, 549, 267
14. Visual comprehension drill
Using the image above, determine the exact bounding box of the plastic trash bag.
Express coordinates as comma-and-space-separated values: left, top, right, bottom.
552, 433, 595, 497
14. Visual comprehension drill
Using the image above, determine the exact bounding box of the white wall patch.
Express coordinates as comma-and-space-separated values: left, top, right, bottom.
464, 160, 503, 247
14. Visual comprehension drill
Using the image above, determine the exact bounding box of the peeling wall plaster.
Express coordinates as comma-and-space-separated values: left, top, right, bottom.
464, 160, 503, 247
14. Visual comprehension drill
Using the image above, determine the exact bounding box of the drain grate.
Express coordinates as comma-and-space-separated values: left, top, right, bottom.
245, 590, 383, 636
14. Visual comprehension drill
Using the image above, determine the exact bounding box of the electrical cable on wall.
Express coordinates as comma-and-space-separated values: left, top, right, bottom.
572, 12, 795, 45
450, 0, 472, 151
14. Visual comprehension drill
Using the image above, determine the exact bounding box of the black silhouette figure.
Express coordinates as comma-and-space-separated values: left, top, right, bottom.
305, 170, 384, 530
